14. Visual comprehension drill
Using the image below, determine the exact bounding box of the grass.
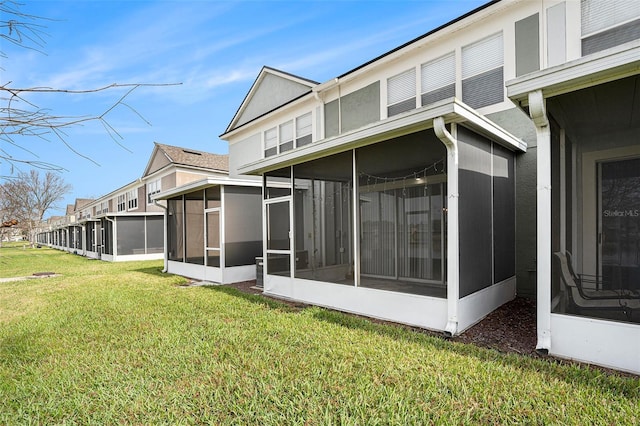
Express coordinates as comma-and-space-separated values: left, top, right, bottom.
1, 244, 639, 424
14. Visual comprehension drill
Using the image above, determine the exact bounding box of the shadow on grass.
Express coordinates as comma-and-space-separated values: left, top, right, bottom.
208, 283, 640, 399
133, 266, 169, 278
202, 285, 305, 314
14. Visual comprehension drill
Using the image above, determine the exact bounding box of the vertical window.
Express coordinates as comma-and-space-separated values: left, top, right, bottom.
462, 32, 504, 109
581, 0, 640, 55
420, 52, 455, 106
387, 68, 416, 117
127, 189, 138, 210
295, 112, 312, 147
264, 127, 277, 158
117, 194, 126, 212
147, 179, 162, 203
279, 120, 294, 153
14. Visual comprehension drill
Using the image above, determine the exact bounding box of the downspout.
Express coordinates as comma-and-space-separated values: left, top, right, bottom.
529, 90, 551, 354
434, 117, 460, 336
153, 199, 169, 273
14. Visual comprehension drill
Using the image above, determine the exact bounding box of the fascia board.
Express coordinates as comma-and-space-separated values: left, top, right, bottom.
153, 177, 262, 200
452, 101, 527, 152
101, 212, 164, 218
507, 41, 640, 105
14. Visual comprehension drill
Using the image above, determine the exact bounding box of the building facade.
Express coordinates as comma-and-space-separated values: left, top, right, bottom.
221, 0, 640, 374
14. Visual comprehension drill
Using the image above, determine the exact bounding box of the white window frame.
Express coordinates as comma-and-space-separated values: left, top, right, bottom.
420, 52, 456, 105
127, 189, 138, 211
387, 68, 417, 110
581, 0, 640, 39
147, 179, 162, 203
264, 127, 277, 158
279, 120, 294, 153
117, 194, 126, 212
295, 112, 312, 147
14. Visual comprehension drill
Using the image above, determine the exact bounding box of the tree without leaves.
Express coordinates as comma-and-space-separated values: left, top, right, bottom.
0, 0, 179, 174
0, 170, 71, 245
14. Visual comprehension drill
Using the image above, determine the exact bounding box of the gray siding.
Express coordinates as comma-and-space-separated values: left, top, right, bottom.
340, 81, 380, 133
582, 18, 640, 56
462, 67, 504, 109
515, 13, 540, 77
324, 99, 340, 138
236, 73, 312, 128
487, 108, 538, 298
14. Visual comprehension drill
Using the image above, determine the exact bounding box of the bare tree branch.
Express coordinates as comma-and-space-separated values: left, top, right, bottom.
0, 1, 182, 173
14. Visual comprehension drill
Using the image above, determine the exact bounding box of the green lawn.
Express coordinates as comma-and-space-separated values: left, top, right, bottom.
1, 245, 639, 424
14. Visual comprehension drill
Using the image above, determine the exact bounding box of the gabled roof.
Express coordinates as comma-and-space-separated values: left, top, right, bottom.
142, 142, 229, 177
224, 66, 319, 134
65, 204, 74, 215
73, 198, 94, 211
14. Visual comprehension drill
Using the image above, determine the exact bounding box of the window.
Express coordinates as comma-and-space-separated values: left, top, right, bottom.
581, 0, 640, 55
117, 194, 126, 212
264, 127, 277, 158
127, 189, 138, 210
461, 32, 504, 109
295, 112, 312, 147
98, 201, 109, 214
279, 120, 294, 153
387, 68, 416, 117
421, 52, 455, 106
147, 179, 162, 203
265, 112, 314, 158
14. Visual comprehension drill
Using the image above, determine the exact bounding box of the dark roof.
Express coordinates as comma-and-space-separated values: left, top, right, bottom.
155, 143, 229, 172
222, 0, 501, 137
74, 198, 94, 210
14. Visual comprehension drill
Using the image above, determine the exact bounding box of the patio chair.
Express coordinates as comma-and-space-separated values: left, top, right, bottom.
554, 252, 640, 319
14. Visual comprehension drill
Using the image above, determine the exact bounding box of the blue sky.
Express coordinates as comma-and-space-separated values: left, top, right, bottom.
2, 0, 487, 216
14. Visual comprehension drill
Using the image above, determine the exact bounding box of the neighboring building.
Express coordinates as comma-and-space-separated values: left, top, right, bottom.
39, 143, 229, 262
153, 176, 263, 284
220, 0, 640, 374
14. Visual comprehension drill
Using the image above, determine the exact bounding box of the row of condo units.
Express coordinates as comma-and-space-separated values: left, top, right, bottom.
38, 0, 640, 374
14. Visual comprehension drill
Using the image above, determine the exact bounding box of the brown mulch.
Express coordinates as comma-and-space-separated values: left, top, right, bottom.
226, 280, 537, 356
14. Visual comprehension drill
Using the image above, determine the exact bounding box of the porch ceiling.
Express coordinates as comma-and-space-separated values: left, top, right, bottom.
547, 74, 640, 140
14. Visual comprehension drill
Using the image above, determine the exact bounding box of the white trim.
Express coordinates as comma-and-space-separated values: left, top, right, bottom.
507, 40, 640, 103
153, 177, 262, 200
263, 275, 449, 332
550, 313, 640, 375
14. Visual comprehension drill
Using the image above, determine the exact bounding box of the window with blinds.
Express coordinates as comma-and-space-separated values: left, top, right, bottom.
295, 112, 312, 147
461, 32, 504, 109
581, 0, 640, 55
421, 52, 455, 107
264, 127, 277, 158
279, 121, 294, 153
387, 68, 416, 117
